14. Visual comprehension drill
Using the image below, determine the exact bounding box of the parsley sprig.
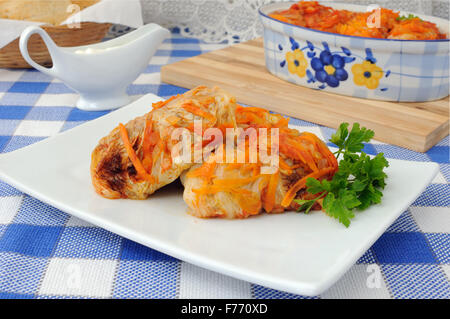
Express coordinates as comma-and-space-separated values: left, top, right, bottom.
294, 123, 389, 227
396, 14, 420, 21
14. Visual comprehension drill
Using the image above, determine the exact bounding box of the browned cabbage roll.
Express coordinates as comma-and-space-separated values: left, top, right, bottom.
91, 86, 237, 199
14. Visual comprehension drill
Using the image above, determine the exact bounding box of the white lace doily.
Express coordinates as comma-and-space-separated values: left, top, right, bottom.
139, 0, 449, 43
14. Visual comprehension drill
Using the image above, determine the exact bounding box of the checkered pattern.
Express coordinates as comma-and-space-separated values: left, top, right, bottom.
0, 29, 449, 299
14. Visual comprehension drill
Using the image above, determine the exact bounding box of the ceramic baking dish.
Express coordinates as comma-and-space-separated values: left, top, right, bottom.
259, 1, 449, 102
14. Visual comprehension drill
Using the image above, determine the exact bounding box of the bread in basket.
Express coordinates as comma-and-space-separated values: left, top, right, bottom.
0, 0, 110, 68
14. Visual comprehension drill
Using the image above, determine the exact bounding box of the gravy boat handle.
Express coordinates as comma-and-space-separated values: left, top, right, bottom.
19, 26, 59, 77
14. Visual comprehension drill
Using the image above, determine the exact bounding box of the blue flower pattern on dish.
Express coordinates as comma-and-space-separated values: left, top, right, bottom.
311, 49, 348, 88
279, 37, 388, 91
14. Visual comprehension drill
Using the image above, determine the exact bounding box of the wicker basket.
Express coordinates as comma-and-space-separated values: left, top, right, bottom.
0, 22, 111, 68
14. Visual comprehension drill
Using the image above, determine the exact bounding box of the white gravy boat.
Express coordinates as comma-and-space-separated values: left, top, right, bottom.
19, 24, 170, 111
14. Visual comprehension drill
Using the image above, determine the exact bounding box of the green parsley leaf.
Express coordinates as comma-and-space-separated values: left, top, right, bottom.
296, 123, 389, 227
396, 14, 419, 21
294, 199, 316, 214
330, 122, 349, 150
346, 123, 375, 153
305, 177, 327, 194
322, 190, 359, 228
331, 122, 374, 157
294, 191, 326, 214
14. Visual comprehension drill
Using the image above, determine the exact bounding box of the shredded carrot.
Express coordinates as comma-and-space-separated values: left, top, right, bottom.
263, 172, 279, 212
166, 115, 180, 126
237, 106, 268, 114
152, 95, 177, 110
142, 116, 163, 175
190, 163, 262, 197
191, 85, 207, 95
185, 123, 195, 132
273, 116, 290, 128
224, 163, 242, 171
118, 123, 154, 182
236, 192, 262, 217
278, 157, 293, 172
186, 162, 216, 181
251, 164, 260, 177
217, 122, 235, 135
212, 175, 261, 187
302, 132, 338, 170
279, 133, 318, 172
160, 137, 173, 173
182, 102, 216, 122
281, 167, 334, 207
141, 117, 153, 173
269, 14, 291, 24
198, 96, 216, 107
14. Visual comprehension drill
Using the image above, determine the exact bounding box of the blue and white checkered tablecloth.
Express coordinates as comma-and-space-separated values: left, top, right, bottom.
0, 30, 449, 299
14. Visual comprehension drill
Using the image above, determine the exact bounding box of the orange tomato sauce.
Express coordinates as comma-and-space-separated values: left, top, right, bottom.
269, 1, 447, 40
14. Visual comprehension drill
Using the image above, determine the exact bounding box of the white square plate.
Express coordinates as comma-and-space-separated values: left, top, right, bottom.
0, 94, 439, 296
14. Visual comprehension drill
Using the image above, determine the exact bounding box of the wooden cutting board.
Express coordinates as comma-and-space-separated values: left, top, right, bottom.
161, 38, 449, 152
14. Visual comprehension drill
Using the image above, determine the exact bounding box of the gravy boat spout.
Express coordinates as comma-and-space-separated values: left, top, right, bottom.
19, 24, 170, 111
